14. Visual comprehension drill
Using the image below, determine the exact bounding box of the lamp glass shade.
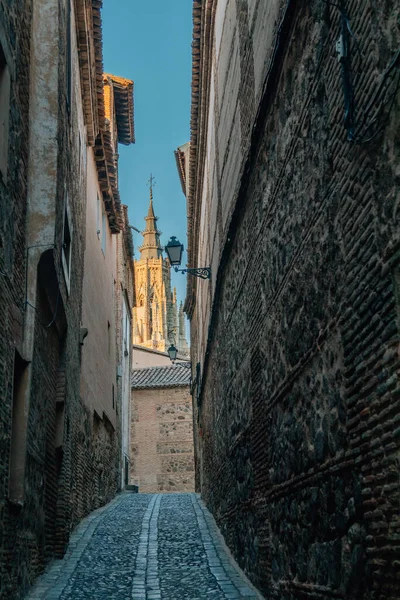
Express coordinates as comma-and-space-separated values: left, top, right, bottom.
165, 237, 184, 266
167, 344, 178, 362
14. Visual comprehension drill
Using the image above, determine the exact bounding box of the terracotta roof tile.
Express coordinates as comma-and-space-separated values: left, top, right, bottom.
131, 364, 191, 389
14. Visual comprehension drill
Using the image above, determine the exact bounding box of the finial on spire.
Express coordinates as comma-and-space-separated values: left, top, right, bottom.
147, 173, 156, 201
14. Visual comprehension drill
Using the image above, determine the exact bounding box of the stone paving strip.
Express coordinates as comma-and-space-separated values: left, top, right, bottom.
190, 495, 262, 599
25, 493, 263, 600
131, 494, 162, 600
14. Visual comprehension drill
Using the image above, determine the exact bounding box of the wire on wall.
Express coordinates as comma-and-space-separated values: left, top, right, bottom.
328, 0, 400, 144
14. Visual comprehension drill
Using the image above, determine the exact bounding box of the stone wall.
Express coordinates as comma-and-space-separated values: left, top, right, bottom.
131, 386, 195, 493
188, 1, 400, 599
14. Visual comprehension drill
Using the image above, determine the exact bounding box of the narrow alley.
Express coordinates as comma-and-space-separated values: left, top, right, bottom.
1, 0, 399, 598
25, 494, 261, 600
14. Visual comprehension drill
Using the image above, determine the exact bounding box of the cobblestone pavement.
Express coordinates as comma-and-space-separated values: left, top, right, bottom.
25, 493, 262, 600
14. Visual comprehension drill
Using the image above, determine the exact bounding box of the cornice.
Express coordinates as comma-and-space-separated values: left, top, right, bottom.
184, 0, 217, 318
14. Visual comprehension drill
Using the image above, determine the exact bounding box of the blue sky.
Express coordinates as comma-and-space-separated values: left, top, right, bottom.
102, 0, 192, 307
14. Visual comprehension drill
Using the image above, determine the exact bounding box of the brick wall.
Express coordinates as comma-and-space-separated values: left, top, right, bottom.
0, 0, 32, 596
189, 1, 400, 598
131, 386, 195, 493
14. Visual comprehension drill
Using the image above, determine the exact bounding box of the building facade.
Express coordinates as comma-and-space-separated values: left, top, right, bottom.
0, 1, 135, 598
130, 364, 194, 493
186, 1, 400, 599
80, 72, 135, 503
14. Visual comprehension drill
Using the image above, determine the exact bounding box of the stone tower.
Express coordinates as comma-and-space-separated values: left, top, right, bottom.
133, 182, 178, 352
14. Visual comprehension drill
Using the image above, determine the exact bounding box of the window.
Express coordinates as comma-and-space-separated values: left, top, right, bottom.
0, 42, 11, 180
62, 194, 73, 293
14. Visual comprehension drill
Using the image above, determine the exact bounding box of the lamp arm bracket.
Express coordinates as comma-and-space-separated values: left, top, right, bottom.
174, 266, 211, 280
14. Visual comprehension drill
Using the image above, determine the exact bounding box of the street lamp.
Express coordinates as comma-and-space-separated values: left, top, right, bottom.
165, 237, 211, 280
167, 344, 178, 363
167, 343, 191, 365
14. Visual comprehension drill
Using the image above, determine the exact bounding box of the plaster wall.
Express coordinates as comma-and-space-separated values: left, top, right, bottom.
132, 346, 172, 369
80, 147, 118, 428
120, 292, 132, 485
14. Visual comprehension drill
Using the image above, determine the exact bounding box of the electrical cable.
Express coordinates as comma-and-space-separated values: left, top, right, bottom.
353, 48, 400, 144
327, 0, 400, 144
321, 0, 341, 9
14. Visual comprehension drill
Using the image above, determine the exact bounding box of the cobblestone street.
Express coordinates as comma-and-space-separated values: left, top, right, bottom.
26, 494, 261, 600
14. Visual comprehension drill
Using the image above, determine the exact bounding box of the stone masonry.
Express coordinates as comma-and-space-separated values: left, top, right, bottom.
186, 1, 400, 599
131, 365, 195, 493
24, 493, 262, 600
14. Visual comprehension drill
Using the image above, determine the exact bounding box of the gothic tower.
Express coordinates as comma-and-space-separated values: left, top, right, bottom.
133, 180, 178, 352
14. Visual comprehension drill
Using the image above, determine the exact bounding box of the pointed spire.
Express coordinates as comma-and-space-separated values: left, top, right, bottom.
139, 174, 163, 259
147, 198, 155, 219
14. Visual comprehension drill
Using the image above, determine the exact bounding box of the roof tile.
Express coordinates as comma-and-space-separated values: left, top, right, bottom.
131, 364, 191, 389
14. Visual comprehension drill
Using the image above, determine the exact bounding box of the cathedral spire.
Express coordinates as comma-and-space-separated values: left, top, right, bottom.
139, 174, 163, 259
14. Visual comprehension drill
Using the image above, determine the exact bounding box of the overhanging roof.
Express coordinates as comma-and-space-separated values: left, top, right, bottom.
74, 0, 105, 146
103, 73, 135, 145
174, 142, 190, 196
131, 364, 191, 389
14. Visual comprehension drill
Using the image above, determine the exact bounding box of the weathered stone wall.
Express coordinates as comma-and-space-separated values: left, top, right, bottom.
189, 1, 400, 599
80, 146, 118, 428
130, 386, 195, 493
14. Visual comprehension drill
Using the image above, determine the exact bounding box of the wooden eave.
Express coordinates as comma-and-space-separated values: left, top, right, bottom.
104, 74, 135, 145
174, 147, 187, 196
184, 0, 216, 318
122, 205, 134, 260
74, 0, 105, 146
94, 129, 122, 233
